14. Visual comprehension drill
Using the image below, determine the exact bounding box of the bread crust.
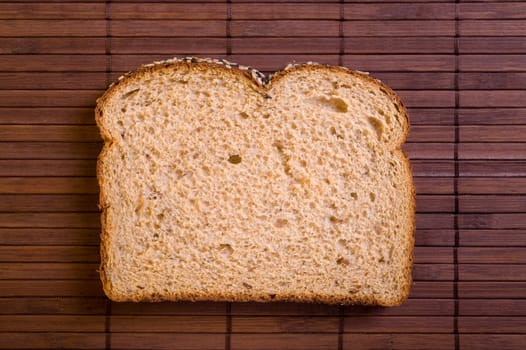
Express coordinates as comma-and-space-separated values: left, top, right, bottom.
96, 57, 415, 306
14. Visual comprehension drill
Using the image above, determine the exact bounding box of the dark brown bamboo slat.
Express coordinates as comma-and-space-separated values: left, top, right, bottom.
411, 160, 454, 177
0, 90, 102, 107
0, 333, 105, 350
232, 316, 338, 333
344, 316, 453, 333
414, 247, 453, 263
0, 37, 105, 54
407, 126, 454, 142
407, 108, 454, 125
231, 37, 339, 54
460, 37, 526, 54
460, 143, 526, 160
0, 20, 105, 36
111, 3, 226, 19
345, 37, 454, 54
0, 3, 104, 19
345, 3, 454, 20
232, 4, 339, 19
0, 160, 96, 177
0, 280, 104, 297
414, 178, 454, 195
0, 126, 100, 142
346, 299, 454, 316
460, 214, 526, 229
460, 282, 526, 298
111, 20, 226, 37
460, 161, 526, 177
231, 302, 338, 316
0, 315, 104, 331
404, 143, 454, 159
460, 20, 526, 36
413, 264, 454, 281
343, 334, 454, 350
461, 91, 526, 107
231, 20, 339, 36
344, 21, 455, 36
460, 55, 526, 72
112, 316, 226, 333
461, 335, 526, 350
0, 213, 100, 228
459, 2, 526, 19
416, 214, 454, 230
0, 72, 107, 89
0, 194, 98, 212
459, 178, 526, 195
459, 247, 526, 264
112, 301, 226, 316
111, 37, 227, 54
410, 282, 453, 299
112, 333, 225, 350
0, 297, 106, 315
460, 300, 526, 316
0, 142, 102, 160
461, 126, 526, 142
415, 195, 455, 213
371, 72, 455, 90
459, 108, 526, 125
460, 72, 526, 90
459, 317, 526, 333
416, 230, 455, 247
344, 55, 455, 72
0, 178, 99, 194
460, 195, 526, 213
460, 264, 526, 281
0, 107, 95, 124
0, 246, 99, 262
231, 334, 337, 350
0, 228, 100, 245
0, 262, 99, 280
460, 230, 526, 247
0, 55, 105, 72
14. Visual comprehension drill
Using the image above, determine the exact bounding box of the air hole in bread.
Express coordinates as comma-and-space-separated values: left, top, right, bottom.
350, 192, 358, 200
336, 257, 350, 266
337, 239, 347, 249
243, 282, 253, 289
369, 192, 376, 202
274, 219, 288, 228
239, 111, 249, 119
329, 97, 348, 113
228, 154, 242, 164
368, 117, 384, 140
219, 244, 233, 258
121, 88, 140, 99
330, 216, 342, 224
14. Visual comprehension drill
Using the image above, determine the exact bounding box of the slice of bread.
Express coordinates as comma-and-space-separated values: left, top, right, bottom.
96, 57, 415, 306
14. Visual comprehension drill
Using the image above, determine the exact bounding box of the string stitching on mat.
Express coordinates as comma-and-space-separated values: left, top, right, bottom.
105, 1, 112, 349
105, 0, 112, 87
339, 1, 344, 66
454, 1, 460, 350
338, 305, 344, 350
226, 302, 232, 350
226, 0, 232, 57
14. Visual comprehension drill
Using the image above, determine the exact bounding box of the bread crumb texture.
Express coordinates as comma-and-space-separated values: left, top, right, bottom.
96, 57, 415, 306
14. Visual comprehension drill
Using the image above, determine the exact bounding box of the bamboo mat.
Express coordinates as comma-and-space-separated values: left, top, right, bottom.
1, 1, 525, 349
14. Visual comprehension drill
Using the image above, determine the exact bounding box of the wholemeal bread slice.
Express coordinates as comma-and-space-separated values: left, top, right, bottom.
96, 57, 415, 306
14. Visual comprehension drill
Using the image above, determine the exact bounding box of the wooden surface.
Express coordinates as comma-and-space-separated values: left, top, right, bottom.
1, 1, 525, 349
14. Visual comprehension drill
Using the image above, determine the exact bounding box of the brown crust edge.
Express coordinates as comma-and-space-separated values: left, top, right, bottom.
95, 57, 415, 306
